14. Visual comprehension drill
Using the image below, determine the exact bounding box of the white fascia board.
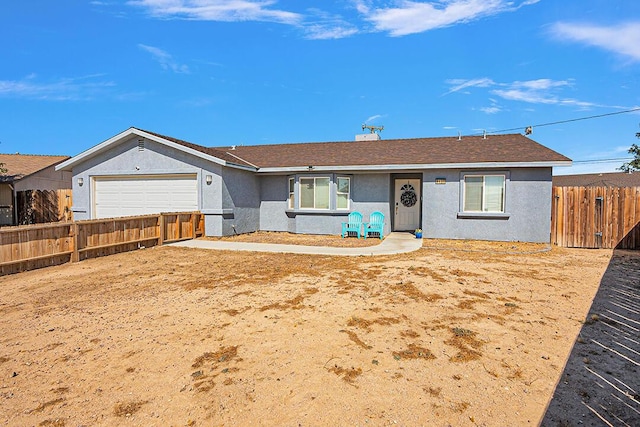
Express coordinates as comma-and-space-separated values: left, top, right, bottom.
55, 128, 255, 172
223, 162, 259, 172
256, 160, 572, 173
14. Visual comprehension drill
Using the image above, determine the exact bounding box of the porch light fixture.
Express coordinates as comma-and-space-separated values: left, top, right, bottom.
77, 177, 84, 187
205, 175, 213, 185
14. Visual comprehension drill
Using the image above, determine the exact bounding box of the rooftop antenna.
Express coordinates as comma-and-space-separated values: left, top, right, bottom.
362, 124, 384, 134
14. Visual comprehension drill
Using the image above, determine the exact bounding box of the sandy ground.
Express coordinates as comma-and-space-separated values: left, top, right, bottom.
0, 235, 614, 427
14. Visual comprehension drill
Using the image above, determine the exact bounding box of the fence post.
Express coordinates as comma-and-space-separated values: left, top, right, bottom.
70, 222, 79, 263
158, 214, 164, 246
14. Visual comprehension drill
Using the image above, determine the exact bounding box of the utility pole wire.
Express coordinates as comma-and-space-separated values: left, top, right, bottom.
468, 107, 640, 137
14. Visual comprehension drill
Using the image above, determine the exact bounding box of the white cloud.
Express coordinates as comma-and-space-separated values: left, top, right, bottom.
490, 78, 586, 106
304, 25, 358, 39
0, 74, 115, 101
444, 77, 605, 109
479, 106, 501, 114
302, 8, 359, 39
138, 44, 190, 73
358, 0, 535, 37
443, 77, 495, 95
127, 1, 541, 39
551, 21, 640, 62
128, 0, 302, 25
129, 2, 358, 39
364, 114, 383, 123
514, 79, 571, 90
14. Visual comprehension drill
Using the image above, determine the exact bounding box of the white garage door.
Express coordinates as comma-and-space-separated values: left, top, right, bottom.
94, 174, 198, 219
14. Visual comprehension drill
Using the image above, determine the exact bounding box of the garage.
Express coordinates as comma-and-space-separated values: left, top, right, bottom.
93, 174, 198, 219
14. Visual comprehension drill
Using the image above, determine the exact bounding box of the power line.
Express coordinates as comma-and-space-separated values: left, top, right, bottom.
572, 157, 633, 164
473, 107, 640, 136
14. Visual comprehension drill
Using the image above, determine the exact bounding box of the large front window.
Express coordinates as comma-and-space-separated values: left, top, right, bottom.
300, 177, 330, 209
463, 175, 505, 212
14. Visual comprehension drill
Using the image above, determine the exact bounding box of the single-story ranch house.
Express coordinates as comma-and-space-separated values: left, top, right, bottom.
56, 127, 571, 242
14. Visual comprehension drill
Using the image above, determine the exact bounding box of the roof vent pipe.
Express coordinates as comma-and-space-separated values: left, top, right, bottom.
457, 131, 461, 141
483, 130, 487, 139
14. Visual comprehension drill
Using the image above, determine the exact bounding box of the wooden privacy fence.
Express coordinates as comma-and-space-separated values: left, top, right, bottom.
0, 211, 204, 275
16, 189, 73, 225
551, 186, 640, 249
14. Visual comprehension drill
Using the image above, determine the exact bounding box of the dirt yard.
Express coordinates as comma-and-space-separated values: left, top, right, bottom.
0, 235, 613, 426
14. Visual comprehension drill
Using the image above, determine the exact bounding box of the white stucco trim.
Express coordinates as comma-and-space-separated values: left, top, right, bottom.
55, 128, 256, 172
255, 161, 572, 174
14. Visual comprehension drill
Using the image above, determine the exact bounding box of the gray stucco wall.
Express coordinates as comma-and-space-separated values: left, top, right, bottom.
258, 173, 392, 236
259, 175, 294, 233
69, 136, 224, 222
422, 167, 552, 243
220, 167, 261, 235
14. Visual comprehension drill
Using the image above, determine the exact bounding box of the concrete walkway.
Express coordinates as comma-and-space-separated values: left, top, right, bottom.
169, 232, 423, 256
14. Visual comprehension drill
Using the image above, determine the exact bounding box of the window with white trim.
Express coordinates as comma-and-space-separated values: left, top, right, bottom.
299, 177, 330, 210
463, 175, 505, 213
288, 177, 295, 209
336, 177, 350, 209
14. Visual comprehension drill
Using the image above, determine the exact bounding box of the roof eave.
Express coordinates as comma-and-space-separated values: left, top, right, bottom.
256, 160, 572, 173
55, 128, 250, 172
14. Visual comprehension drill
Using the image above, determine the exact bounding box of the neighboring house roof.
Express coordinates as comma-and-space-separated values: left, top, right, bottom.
0, 153, 70, 183
553, 171, 640, 187
56, 127, 571, 173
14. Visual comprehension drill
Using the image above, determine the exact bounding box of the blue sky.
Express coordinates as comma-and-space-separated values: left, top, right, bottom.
1, 1, 639, 175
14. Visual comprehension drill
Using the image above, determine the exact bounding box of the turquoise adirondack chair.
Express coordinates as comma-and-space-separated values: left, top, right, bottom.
363, 211, 385, 239
341, 211, 363, 238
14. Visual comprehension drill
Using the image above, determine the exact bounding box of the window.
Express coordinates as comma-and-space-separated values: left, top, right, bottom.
336, 177, 350, 209
299, 177, 330, 209
288, 178, 294, 209
463, 175, 505, 212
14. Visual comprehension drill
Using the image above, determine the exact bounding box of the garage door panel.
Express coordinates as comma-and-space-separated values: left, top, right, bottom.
94, 175, 198, 219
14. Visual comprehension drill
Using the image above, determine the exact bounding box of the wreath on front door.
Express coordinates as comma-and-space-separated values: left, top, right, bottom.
400, 184, 417, 207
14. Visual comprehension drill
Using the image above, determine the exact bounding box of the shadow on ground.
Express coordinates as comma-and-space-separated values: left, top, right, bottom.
541, 250, 640, 426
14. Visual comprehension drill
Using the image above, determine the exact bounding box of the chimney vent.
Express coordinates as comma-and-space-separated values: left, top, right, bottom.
355, 133, 381, 141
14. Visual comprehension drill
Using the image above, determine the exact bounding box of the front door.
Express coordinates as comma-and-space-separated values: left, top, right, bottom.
394, 178, 421, 231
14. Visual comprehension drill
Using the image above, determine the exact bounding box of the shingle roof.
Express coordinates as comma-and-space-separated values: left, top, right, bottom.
61, 128, 570, 173
137, 128, 256, 168
221, 133, 570, 169
0, 153, 70, 182
553, 171, 640, 187
144, 131, 569, 169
